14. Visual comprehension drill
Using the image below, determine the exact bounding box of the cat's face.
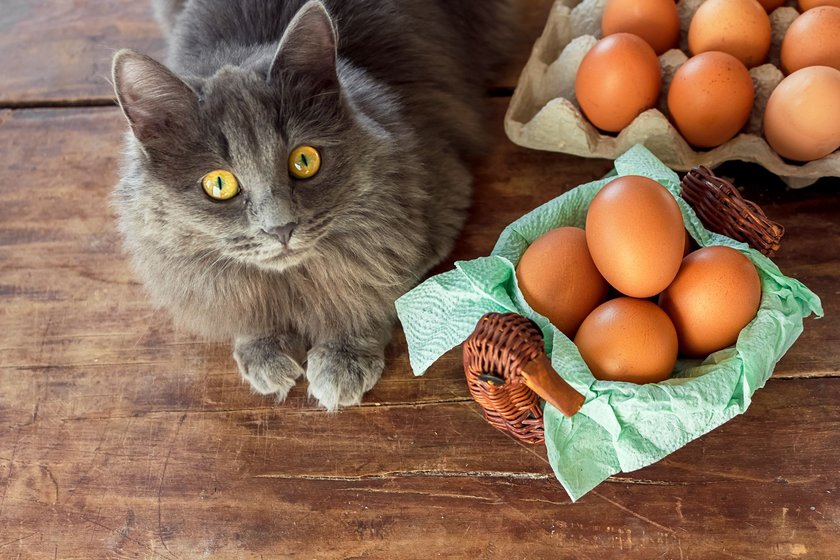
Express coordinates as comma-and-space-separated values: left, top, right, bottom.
113, 3, 389, 272
128, 67, 356, 272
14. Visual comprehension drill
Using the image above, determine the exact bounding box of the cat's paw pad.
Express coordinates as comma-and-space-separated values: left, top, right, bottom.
306, 343, 384, 411
234, 338, 305, 401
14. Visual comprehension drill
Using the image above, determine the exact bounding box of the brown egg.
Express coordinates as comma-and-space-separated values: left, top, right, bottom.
575, 33, 662, 133
688, 0, 772, 68
659, 246, 761, 358
781, 7, 840, 73
667, 52, 755, 148
575, 298, 678, 384
601, 0, 680, 55
799, 0, 840, 9
764, 66, 840, 161
585, 176, 684, 298
756, 0, 787, 10
515, 227, 610, 337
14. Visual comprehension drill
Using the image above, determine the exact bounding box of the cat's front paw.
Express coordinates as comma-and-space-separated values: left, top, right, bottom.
306, 341, 385, 411
234, 335, 305, 401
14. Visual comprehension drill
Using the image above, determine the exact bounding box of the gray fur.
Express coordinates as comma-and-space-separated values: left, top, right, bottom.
112, 0, 513, 409
151, 0, 187, 35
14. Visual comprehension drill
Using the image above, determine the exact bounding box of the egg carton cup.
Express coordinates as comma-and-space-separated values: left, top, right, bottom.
504, 0, 839, 188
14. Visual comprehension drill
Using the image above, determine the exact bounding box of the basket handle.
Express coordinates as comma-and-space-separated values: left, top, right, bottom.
680, 166, 784, 256
521, 353, 585, 417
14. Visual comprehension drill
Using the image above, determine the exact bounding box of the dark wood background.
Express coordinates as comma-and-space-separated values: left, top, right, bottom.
1, 1, 838, 558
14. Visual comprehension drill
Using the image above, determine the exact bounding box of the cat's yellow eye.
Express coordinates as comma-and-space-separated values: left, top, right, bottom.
288, 146, 321, 179
202, 170, 239, 200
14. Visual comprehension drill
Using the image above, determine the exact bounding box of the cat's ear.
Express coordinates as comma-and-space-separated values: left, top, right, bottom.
112, 49, 198, 147
269, 1, 339, 90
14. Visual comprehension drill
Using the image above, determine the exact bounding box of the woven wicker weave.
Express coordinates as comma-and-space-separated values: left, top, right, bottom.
463, 313, 584, 444
681, 166, 784, 256
463, 166, 785, 443
463, 314, 546, 443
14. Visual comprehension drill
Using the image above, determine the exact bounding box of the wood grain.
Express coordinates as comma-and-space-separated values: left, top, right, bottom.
1, 472, 837, 558
1, 378, 838, 558
2, 368, 839, 483
1, 470, 831, 559
0, 0, 164, 105
0, 0, 554, 105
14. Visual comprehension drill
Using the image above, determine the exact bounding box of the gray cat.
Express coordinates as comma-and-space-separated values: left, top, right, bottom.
112, 0, 513, 409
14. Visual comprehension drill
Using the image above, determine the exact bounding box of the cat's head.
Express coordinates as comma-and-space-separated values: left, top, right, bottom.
112, 1, 404, 272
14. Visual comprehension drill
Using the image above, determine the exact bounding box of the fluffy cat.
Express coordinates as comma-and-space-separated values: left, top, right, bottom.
112, 0, 513, 409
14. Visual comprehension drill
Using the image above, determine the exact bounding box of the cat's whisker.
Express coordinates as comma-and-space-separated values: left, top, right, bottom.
208, 257, 240, 289
193, 250, 235, 290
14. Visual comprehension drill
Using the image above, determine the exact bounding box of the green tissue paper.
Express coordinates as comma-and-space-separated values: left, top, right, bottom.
394, 145, 823, 501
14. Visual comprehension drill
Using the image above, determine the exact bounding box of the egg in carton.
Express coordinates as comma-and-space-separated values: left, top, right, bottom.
505, 0, 838, 187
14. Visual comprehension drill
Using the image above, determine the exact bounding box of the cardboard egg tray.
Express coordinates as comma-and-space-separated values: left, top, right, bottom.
504, 0, 840, 187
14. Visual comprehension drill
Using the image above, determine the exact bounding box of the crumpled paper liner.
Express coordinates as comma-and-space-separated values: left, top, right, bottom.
505, 0, 839, 188
395, 145, 823, 501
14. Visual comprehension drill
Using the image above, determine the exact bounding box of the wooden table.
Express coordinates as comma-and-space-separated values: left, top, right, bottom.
1, 1, 837, 558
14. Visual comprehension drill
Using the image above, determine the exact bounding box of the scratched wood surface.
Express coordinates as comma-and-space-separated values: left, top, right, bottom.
0, 0, 552, 104
1, 1, 839, 559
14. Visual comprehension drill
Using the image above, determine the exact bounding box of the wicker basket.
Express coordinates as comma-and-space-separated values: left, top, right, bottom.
463, 166, 784, 443
463, 313, 584, 444
681, 166, 784, 257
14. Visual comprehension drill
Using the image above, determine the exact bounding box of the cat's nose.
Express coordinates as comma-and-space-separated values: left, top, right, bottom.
263, 222, 297, 245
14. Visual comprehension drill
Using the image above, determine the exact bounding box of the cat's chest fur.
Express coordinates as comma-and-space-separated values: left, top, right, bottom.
131, 238, 404, 341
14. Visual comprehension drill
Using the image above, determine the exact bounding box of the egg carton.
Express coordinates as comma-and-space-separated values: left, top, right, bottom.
504, 0, 840, 188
